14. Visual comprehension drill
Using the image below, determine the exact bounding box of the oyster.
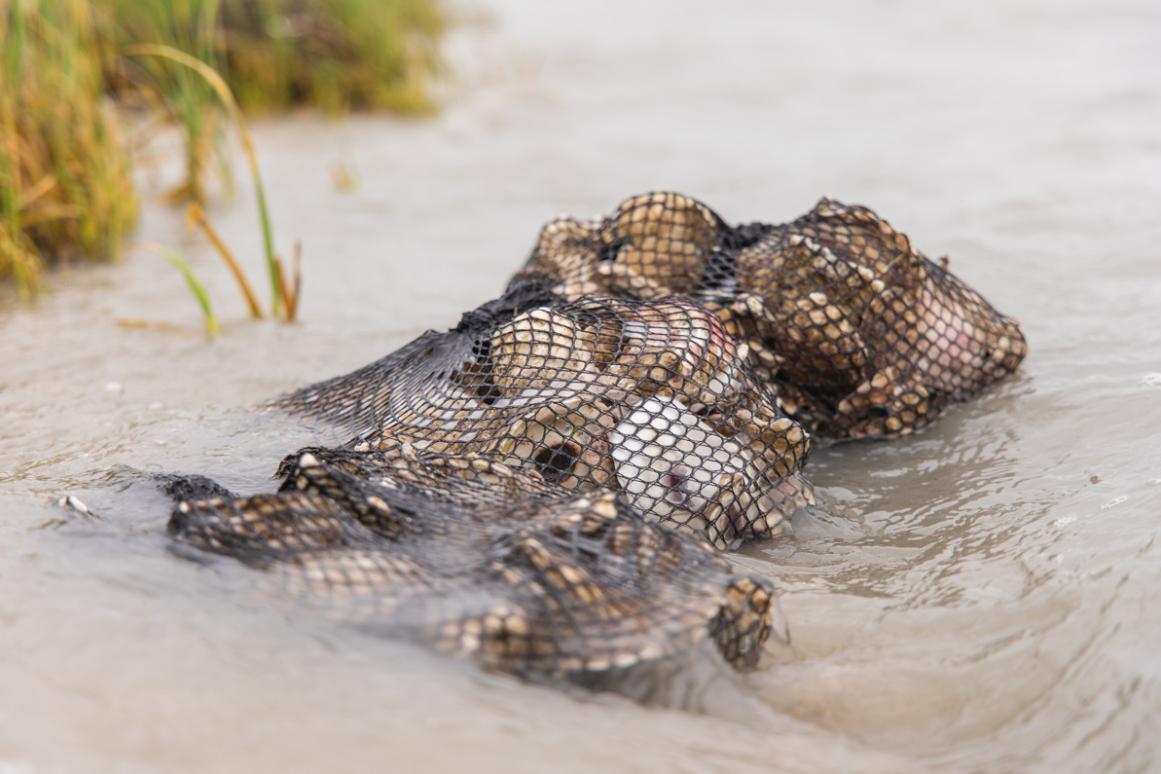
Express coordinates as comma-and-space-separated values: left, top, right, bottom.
609, 395, 801, 549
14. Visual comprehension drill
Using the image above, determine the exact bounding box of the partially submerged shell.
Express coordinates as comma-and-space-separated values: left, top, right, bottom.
169, 471, 778, 685
374, 395, 495, 456
903, 280, 1028, 395
609, 395, 802, 550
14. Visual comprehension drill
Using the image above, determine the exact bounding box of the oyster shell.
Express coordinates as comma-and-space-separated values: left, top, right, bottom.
609, 395, 798, 549
489, 308, 601, 397
491, 396, 620, 489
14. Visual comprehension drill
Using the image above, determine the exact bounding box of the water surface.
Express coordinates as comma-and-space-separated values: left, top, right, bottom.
2, 0, 1159, 771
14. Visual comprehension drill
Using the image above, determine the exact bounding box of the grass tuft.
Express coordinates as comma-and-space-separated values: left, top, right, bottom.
100, 0, 227, 205
129, 43, 285, 317
2, 0, 444, 310
1, 0, 138, 294
138, 242, 220, 337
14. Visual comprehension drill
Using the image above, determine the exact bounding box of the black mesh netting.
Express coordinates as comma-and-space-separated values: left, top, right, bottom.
513, 192, 1027, 440
170, 449, 778, 682
165, 191, 1026, 687
276, 290, 813, 549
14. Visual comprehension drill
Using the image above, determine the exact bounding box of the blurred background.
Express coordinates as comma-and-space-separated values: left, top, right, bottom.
1, 1, 1159, 772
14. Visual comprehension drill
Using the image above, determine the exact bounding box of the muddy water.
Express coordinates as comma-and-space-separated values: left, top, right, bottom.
3, 0, 1160, 771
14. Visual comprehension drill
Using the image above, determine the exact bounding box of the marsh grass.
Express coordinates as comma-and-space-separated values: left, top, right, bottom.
141, 242, 220, 337
102, 0, 228, 205
2, 0, 444, 306
220, 0, 444, 115
0, 0, 138, 293
130, 43, 288, 320
185, 204, 263, 320
103, 0, 444, 206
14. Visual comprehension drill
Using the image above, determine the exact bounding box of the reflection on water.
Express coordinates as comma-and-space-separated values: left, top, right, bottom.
2, 0, 1160, 770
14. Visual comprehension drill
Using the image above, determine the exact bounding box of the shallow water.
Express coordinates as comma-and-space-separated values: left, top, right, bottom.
3, 0, 1160, 771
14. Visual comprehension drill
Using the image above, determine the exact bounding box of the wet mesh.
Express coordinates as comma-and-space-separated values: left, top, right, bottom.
168, 452, 776, 682
512, 192, 1027, 440
163, 189, 1027, 690
276, 289, 813, 550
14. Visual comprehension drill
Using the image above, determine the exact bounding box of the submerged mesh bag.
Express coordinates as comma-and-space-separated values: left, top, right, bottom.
164, 190, 1027, 692
168, 450, 777, 684
512, 192, 1028, 440
277, 285, 813, 550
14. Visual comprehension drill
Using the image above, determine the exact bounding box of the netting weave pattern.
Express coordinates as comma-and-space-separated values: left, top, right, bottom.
299, 293, 810, 548
165, 191, 1026, 688
170, 449, 776, 682
514, 192, 1027, 439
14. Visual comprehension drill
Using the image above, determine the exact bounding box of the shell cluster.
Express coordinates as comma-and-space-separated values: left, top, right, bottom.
170, 449, 780, 685
165, 190, 1027, 691
515, 192, 1028, 440
355, 294, 812, 550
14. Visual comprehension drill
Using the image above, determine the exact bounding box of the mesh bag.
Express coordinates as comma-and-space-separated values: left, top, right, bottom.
276, 286, 813, 550
168, 451, 777, 683
512, 192, 1028, 440
164, 189, 1027, 691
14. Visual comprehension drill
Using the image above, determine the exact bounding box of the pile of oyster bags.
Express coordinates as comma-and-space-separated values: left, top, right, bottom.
167, 192, 1026, 690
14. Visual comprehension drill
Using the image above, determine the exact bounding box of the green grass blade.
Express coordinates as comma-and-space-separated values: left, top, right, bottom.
148, 244, 219, 338
126, 43, 282, 317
